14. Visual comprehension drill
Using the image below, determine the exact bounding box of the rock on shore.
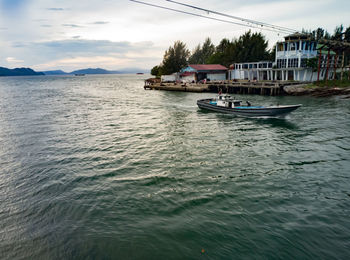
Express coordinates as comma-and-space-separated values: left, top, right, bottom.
284, 84, 350, 98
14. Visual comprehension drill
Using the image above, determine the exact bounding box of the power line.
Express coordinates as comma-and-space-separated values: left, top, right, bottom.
166, 0, 298, 34
129, 0, 294, 34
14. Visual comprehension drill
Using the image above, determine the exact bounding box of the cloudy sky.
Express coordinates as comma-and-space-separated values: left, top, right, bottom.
0, 0, 349, 72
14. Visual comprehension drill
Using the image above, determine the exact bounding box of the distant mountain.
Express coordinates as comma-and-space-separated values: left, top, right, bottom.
42, 70, 68, 75
0, 67, 44, 76
0, 66, 149, 76
69, 68, 149, 75
117, 68, 149, 74
70, 68, 118, 75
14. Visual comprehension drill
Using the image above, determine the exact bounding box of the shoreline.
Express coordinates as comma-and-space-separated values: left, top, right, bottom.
284, 84, 350, 98
145, 80, 350, 98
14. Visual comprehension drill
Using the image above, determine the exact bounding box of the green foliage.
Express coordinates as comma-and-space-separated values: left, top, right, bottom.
188, 37, 215, 64
269, 44, 276, 62
313, 78, 350, 88
207, 32, 271, 67
152, 24, 350, 76
232, 31, 270, 63
345, 26, 350, 42
201, 38, 215, 63
188, 44, 202, 64
207, 38, 236, 67
161, 41, 190, 75
332, 25, 344, 41
150, 65, 161, 78
306, 57, 318, 71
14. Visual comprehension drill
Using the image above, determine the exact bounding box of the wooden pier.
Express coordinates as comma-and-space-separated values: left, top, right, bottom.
144, 80, 302, 96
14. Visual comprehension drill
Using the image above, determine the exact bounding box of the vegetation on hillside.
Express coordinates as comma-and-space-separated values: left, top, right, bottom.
0, 67, 44, 76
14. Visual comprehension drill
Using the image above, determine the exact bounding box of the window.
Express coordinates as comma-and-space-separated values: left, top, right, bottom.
277, 59, 287, 68
288, 58, 299, 68
305, 42, 309, 51
301, 58, 307, 68
278, 43, 284, 51
290, 43, 295, 51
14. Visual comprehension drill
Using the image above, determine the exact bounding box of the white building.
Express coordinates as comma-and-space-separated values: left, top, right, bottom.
180, 64, 227, 83
229, 33, 340, 82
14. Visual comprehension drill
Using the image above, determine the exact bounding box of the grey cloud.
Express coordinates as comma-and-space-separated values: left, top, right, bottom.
91, 21, 109, 25
47, 8, 64, 11
33, 19, 48, 22
33, 39, 154, 57
12, 42, 28, 48
62, 24, 83, 28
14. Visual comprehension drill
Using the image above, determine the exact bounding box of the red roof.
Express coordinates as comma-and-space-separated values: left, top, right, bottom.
188, 64, 227, 71
181, 71, 195, 76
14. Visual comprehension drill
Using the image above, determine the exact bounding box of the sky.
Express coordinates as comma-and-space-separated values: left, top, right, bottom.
0, 0, 349, 72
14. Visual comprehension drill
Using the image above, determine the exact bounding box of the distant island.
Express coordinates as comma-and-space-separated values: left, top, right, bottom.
0, 67, 44, 76
42, 68, 149, 75
0, 67, 149, 77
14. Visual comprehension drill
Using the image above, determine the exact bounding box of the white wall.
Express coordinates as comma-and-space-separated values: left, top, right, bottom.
207, 73, 226, 81
161, 75, 176, 82
181, 75, 195, 83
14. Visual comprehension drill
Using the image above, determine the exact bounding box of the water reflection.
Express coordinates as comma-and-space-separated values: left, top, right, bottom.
199, 110, 299, 130
252, 117, 299, 130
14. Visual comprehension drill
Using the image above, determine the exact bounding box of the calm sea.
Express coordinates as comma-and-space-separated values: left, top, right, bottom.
0, 74, 349, 259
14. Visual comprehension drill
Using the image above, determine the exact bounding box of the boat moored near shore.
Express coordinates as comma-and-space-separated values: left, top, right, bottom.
197, 94, 301, 117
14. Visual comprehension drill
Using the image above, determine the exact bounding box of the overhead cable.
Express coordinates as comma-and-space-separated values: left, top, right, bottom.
166, 0, 298, 34
129, 0, 293, 34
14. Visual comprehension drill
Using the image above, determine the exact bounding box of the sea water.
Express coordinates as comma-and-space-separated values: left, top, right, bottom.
0, 74, 349, 259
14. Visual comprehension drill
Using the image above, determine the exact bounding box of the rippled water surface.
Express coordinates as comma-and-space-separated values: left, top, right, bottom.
0, 75, 349, 259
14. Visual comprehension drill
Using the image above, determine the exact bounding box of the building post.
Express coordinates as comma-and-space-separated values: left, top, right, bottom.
298, 40, 302, 68
333, 53, 338, 80
340, 51, 345, 80
317, 46, 323, 82
325, 48, 331, 84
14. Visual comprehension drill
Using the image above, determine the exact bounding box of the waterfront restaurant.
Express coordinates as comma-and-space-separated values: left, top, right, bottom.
180, 64, 227, 82
229, 33, 339, 82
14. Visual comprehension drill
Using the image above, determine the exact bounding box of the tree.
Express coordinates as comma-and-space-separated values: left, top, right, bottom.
150, 65, 161, 77
201, 37, 215, 63
332, 25, 344, 41
216, 38, 231, 53
161, 41, 190, 75
306, 57, 318, 71
188, 37, 215, 64
188, 44, 202, 64
232, 31, 270, 63
269, 44, 276, 62
344, 26, 350, 42
207, 38, 235, 67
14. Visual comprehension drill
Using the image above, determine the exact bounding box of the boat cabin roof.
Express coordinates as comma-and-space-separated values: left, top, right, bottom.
217, 94, 242, 102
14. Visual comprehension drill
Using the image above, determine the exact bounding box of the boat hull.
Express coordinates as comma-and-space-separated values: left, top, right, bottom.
197, 99, 301, 117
